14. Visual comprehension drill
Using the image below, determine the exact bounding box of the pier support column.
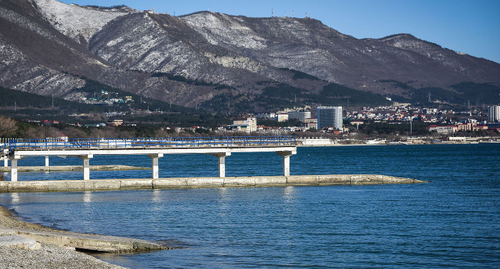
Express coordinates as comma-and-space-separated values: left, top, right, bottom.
3, 149, 8, 167
10, 158, 18, 182
78, 154, 93, 180
277, 150, 297, 176
148, 153, 164, 179
212, 152, 231, 178
45, 156, 50, 167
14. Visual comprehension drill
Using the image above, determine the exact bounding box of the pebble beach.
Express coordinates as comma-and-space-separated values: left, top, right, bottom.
0, 244, 125, 269
0, 205, 127, 269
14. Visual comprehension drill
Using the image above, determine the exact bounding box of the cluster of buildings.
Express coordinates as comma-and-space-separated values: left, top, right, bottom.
30, 102, 500, 137
79, 90, 134, 106
225, 104, 500, 135
345, 103, 461, 123
344, 102, 496, 125
427, 105, 500, 134
228, 106, 344, 133
428, 123, 490, 134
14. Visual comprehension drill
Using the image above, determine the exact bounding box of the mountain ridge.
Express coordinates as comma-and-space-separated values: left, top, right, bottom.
1, 0, 499, 114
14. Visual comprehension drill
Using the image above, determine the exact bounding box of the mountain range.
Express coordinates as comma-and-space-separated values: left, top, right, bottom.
1, 0, 500, 114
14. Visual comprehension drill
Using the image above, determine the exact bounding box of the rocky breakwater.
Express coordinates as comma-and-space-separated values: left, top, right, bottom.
0, 174, 426, 193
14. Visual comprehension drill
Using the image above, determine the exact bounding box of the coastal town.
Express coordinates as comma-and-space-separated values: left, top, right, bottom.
1, 1, 500, 268
5, 102, 499, 146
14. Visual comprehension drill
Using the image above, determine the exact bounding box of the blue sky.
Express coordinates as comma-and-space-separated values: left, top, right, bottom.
60, 0, 500, 63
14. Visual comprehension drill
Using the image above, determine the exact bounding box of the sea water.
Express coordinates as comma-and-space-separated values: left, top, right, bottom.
1, 144, 499, 268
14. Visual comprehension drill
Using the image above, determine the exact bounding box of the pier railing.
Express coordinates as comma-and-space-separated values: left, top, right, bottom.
1, 136, 297, 152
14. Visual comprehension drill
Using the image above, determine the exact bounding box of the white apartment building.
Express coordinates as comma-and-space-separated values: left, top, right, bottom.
232, 115, 257, 133
488, 105, 500, 123
288, 111, 311, 122
275, 113, 289, 122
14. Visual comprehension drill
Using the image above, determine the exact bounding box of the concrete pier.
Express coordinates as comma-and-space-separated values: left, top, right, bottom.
2, 136, 298, 182
0, 175, 426, 193
6, 147, 297, 182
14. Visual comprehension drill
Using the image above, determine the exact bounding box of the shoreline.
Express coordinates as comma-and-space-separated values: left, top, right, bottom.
0, 201, 174, 268
0, 204, 168, 269
0, 204, 168, 252
0, 174, 426, 193
297, 141, 499, 147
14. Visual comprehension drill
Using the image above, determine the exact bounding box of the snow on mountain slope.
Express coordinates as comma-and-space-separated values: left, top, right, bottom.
0, 37, 84, 97
2, 0, 500, 110
32, 0, 128, 43
90, 13, 199, 73
181, 12, 267, 50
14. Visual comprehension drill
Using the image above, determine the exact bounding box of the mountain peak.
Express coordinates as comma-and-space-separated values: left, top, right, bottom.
31, 0, 129, 43
1, 0, 499, 112
381, 33, 418, 40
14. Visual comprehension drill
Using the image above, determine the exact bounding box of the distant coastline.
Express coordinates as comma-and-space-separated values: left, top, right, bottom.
297, 137, 500, 147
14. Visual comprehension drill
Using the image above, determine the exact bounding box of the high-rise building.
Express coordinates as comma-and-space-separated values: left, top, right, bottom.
317, 106, 343, 130
488, 105, 500, 123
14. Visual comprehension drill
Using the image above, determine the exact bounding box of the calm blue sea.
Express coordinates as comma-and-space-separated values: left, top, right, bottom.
1, 144, 499, 268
